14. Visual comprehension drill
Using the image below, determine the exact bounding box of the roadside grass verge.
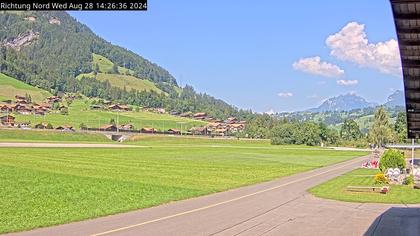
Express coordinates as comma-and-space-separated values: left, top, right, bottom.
0, 145, 367, 233
309, 168, 420, 204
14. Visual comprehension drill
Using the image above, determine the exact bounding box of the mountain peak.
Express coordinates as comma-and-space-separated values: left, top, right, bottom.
307, 93, 376, 112
384, 90, 405, 108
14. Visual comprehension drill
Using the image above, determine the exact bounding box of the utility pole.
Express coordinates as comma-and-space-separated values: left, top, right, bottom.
116, 111, 119, 133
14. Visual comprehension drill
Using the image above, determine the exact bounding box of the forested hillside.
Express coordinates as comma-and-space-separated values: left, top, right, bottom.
0, 11, 253, 120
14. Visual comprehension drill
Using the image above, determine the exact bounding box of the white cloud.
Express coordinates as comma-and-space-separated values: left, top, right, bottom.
293, 56, 344, 78
336, 79, 358, 86
278, 92, 293, 98
326, 22, 401, 76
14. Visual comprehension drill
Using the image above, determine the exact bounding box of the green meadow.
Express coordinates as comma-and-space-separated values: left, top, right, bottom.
0, 129, 110, 143
12, 99, 205, 131
310, 168, 420, 204
0, 140, 367, 233
0, 73, 51, 102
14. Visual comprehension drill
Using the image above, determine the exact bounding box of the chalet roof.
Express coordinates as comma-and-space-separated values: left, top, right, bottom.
391, 0, 420, 138
100, 124, 117, 129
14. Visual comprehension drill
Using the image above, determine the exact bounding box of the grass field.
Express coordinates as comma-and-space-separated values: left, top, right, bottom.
0, 73, 51, 102
0, 129, 110, 143
95, 73, 163, 93
0, 141, 367, 233
92, 53, 134, 75
75, 54, 164, 94
309, 168, 420, 204
13, 99, 205, 131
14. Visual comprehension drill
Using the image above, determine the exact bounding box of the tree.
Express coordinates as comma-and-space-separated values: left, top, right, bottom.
94, 63, 100, 73
369, 107, 394, 147
111, 64, 118, 74
340, 119, 362, 141
394, 112, 407, 142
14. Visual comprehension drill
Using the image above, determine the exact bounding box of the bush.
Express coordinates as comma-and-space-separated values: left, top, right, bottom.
374, 173, 388, 184
404, 174, 414, 185
379, 149, 406, 172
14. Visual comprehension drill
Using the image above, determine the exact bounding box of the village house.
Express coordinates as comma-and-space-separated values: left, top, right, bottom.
34, 123, 51, 129
33, 105, 48, 115
100, 124, 118, 132
213, 128, 228, 136
56, 125, 74, 132
189, 126, 208, 135
15, 95, 26, 100
120, 124, 134, 130
0, 104, 14, 112
227, 123, 245, 133
225, 117, 238, 124
141, 127, 158, 133
16, 99, 29, 104
16, 106, 32, 115
167, 128, 181, 135
46, 96, 61, 103
0, 115, 15, 126
17, 122, 31, 129
108, 104, 131, 112
193, 112, 207, 120
90, 104, 103, 110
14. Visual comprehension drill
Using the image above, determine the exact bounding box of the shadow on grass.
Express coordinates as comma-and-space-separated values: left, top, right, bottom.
364, 207, 420, 236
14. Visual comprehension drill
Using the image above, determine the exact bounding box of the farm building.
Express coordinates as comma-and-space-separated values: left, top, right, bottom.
0, 115, 15, 126
56, 125, 74, 132
190, 127, 208, 135
167, 129, 181, 135
100, 124, 118, 131
141, 127, 158, 133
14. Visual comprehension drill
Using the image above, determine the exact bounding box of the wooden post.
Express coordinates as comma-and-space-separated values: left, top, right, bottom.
412, 139, 415, 175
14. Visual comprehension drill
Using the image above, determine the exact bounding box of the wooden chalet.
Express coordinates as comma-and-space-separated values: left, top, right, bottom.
0, 115, 15, 126
167, 128, 181, 135
193, 112, 207, 120
190, 126, 208, 135
15, 95, 26, 100
120, 124, 134, 130
108, 104, 131, 112
34, 123, 51, 129
56, 125, 74, 132
47, 96, 61, 103
141, 127, 158, 133
100, 124, 118, 131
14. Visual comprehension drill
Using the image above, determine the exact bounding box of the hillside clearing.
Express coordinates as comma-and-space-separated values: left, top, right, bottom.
0, 73, 51, 102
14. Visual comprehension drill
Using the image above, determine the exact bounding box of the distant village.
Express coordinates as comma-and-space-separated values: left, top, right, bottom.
0, 94, 246, 137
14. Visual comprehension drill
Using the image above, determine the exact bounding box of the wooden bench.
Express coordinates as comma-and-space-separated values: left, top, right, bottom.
346, 186, 389, 194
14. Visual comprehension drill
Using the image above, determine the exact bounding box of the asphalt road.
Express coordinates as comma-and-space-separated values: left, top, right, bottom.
6, 153, 420, 236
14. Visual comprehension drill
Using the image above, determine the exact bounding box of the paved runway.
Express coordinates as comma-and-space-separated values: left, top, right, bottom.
6, 153, 420, 236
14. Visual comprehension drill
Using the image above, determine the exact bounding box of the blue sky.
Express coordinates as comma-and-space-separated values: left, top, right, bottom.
69, 0, 403, 113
